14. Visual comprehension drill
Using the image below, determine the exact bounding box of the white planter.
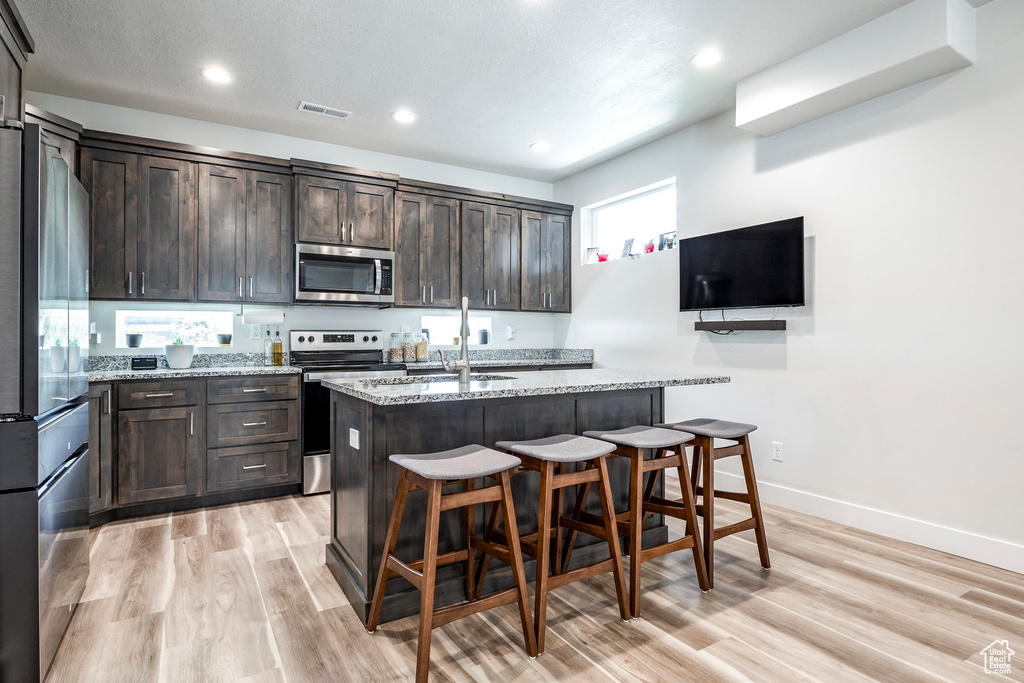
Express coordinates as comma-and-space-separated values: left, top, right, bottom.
68, 345, 81, 372
165, 344, 196, 369
49, 346, 67, 373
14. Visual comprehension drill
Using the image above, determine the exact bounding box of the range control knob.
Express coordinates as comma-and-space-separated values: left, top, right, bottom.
371, 335, 378, 342
308, 335, 315, 343
363, 335, 370, 342
297, 336, 305, 343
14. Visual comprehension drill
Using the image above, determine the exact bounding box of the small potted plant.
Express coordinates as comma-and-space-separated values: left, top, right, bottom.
49, 339, 67, 373
165, 337, 196, 369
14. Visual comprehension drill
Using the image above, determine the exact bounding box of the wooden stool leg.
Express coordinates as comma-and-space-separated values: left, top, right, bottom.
553, 463, 565, 575
367, 472, 411, 632
534, 460, 554, 653
415, 480, 443, 683
674, 444, 710, 592
499, 469, 538, 658
628, 448, 644, 618
595, 456, 630, 621
740, 435, 771, 570
559, 479, 593, 574
700, 437, 715, 589
690, 443, 702, 499
464, 478, 476, 600
473, 491, 503, 599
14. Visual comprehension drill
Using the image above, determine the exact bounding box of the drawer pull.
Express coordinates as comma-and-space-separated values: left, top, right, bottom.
241, 388, 268, 393
242, 464, 267, 470
145, 392, 175, 398
242, 421, 268, 427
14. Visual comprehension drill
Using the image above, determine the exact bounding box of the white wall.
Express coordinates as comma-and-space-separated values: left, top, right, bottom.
554, 0, 1024, 572
26, 93, 563, 355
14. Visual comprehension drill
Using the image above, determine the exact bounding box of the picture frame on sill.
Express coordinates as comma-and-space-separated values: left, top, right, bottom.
658, 231, 677, 251
621, 239, 634, 258
585, 247, 600, 264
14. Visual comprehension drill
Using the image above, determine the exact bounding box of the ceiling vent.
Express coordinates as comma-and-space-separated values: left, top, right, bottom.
297, 101, 352, 120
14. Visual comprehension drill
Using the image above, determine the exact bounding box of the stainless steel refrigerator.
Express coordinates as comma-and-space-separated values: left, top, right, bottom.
0, 121, 90, 682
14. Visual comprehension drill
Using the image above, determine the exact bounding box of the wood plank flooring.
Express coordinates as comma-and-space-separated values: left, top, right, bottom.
47, 479, 1024, 682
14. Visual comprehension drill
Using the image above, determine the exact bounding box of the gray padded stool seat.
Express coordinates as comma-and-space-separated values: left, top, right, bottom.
583, 425, 694, 450
389, 444, 520, 480
496, 434, 615, 462
658, 418, 757, 440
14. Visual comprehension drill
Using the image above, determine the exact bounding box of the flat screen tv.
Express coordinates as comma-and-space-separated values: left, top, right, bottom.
679, 217, 804, 312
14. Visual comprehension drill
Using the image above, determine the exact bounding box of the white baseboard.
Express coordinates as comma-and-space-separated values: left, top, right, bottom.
668, 471, 1024, 575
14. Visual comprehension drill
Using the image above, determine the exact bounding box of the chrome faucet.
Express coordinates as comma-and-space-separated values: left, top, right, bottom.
440, 296, 472, 387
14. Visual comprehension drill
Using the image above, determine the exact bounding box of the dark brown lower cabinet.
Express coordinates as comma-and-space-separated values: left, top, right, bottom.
207, 442, 300, 492
117, 405, 200, 505
88, 384, 114, 513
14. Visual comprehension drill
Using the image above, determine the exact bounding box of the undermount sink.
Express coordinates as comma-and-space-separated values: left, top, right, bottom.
362, 373, 517, 386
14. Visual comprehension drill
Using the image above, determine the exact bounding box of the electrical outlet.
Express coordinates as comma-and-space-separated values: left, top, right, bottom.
506, 326, 516, 341
250, 324, 262, 339
771, 441, 784, 462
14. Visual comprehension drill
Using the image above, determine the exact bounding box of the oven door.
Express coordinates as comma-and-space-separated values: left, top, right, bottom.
300, 366, 406, 495
294, 244, 394, 306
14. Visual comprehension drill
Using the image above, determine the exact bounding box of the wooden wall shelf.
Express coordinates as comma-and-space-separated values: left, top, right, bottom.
695, 320, 787, 332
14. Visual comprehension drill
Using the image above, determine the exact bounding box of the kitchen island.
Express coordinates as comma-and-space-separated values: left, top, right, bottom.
323, 368, 730, 624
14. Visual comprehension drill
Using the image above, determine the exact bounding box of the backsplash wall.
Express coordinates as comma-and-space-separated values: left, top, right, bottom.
88, 300, 560, 356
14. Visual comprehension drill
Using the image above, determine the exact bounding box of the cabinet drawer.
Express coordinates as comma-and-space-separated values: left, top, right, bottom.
208, 442, 299, 492
119, 380, 201, 409
207, 375, 299, 404
207, 400, 298, 448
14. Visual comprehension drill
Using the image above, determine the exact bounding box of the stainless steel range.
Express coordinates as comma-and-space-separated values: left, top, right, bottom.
290, 330, 405, 494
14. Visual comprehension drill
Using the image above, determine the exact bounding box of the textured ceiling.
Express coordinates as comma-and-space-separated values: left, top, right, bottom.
20, 0, 933, 181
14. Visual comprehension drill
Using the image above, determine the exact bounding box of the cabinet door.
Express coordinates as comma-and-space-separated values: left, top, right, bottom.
520, 210, 545, 311
87, 384, 114, 514
197, 164, 246, 302
80, 148, 137, 300
394, 191, 427, 307
118, 406, 200, 504
137, 156, 195, 301
296, 174, 346, 244
543, 213, 571, 312
247, 171, 293, 303
423, 196, 460, 308
487, 205, 520, 310
460, 201, 488, 308
347, 182, 394, 249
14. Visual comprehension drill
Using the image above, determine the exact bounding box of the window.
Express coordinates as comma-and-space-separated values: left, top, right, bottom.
420, 315, 493, 346
584, 179, 676, 263
115, 310, 234, 348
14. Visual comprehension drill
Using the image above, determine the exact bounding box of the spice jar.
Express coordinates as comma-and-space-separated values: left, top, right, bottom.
415, 333, 429, 362
388, 333, 404, 363
402, 333, 416, 362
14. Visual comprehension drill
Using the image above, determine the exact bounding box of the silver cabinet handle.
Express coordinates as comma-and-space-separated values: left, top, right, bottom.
103, 390, 110, 415
242, 421, 268, 427
429, 285, 433, 303
239, 277, 243, 298
243, 464, 267, 470
249, 276, 254, 298
141, 272, 145, 295
485, 290, 490, 306
493, 289, 497, 306
340, 224, 346, 242
128, 271, 133, 295
241, 388, 268, 393
422, 286, 426, 304
145, 392, 174, 398
349, 222, 354, 242
190, 412, 194, 435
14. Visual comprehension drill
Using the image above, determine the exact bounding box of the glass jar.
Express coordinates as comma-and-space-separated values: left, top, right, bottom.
402, 332, 416, 362
388, 332, 404, 363
415, 333, 429, 362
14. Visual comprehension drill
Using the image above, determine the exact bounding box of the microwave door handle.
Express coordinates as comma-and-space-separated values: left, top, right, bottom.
374, 259, 382, 295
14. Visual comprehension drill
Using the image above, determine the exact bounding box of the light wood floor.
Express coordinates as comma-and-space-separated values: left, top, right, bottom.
47, 479, 1024, 683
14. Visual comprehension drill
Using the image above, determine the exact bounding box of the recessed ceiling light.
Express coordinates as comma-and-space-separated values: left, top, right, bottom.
392, 109, 417, 123
691, 48, 724, 68
201, 66, 232, 83
530, 141, 551, 153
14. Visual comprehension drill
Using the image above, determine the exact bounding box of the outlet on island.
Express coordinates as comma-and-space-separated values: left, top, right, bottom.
771, 441, 784, 462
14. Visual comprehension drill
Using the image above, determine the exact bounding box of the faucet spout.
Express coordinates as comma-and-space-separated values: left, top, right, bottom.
442, 296, 472, 387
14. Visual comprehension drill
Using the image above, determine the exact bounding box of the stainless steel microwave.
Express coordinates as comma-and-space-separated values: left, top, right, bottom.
295, 244, 394, 306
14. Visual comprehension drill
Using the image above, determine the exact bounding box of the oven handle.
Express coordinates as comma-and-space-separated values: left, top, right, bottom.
374, 259, 382, 295
304, 369, 407, 383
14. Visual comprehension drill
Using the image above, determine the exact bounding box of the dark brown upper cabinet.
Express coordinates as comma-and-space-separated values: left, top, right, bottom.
197, 164, 292, 303
394, 192, 460, 308
80, 147, 138, 300
26, 104, 83, 175
294, 162, 395, 250
520, 210, 571, 313
0, 1, 31, 125
461, 201, 520, 311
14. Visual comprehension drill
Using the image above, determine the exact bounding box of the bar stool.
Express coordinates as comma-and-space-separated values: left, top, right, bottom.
578, 425, 710, 617
366, 444, 537, 682
657, 418, 770, 587
478, 434, 630, 654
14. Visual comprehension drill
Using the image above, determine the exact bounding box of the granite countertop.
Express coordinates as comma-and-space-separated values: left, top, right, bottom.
323, 368, 730, 406
89, 365, 303, 381
403, 357, 593, 371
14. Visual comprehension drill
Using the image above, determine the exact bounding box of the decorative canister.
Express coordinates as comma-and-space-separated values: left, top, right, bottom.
388, 333, 404, 362
402, 333, 416, 362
